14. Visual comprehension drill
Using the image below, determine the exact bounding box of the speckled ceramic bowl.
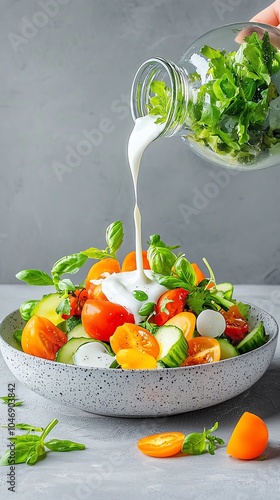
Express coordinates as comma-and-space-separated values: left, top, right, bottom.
0, 306, 278, 417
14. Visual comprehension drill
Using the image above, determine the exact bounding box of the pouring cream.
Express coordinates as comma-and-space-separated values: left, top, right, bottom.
96, 115, 167, 321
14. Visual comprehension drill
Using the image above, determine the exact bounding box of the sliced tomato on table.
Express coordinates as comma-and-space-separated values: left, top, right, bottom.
154, 288, 188, 326
81, 299, 134, 342
221, 305, 249, 342
138, 432, 185, 457
21, 315, 67, 361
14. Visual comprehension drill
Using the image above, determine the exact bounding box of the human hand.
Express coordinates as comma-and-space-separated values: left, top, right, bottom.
250, 1, 280, 28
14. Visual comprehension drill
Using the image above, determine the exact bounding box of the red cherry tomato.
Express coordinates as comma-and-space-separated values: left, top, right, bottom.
81, 299, 135, 342
154, 288, 188, 326
221, 305, 249, 342
61, 289, 88, 319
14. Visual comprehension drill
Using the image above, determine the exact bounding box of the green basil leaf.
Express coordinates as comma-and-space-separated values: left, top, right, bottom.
109, 359, 120, 369
9, 435, 40, 443
106, 221, 124, 255
45, 439, 85, 452
0, 396, 23, 406
132, 290, 148, 301
155, 274, 194, 292
138, 302, 155, 317
148, 234, 167, 248
0, 443, 34, 466
52, 253, 88, 279
181, 432, 207, 455
16, 269, 53, 286
148, 246, 176, 276
4, 423, 44, 432
81, 247, 108, 259
173, 256, 196, 286
55, 298, 71, 316
57, 279, 76, 292
19, 300, 39, 321
13, 329, 23, 345
26, 442, 46, 466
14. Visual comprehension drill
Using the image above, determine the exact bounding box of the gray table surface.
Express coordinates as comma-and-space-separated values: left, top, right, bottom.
0, 284, 279, 500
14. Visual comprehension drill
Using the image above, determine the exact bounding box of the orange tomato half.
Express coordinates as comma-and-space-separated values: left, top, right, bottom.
165, 312, 196, 341
21, 315, 67, 361
110, 323, 159, 358
86, 258, 120, 285
181, 336, 221, 366
226, 412, 269, 460
116, 348, 157, 370
138, 432, 185, 458
121, 250, 150, 272
191, 263, 205, 285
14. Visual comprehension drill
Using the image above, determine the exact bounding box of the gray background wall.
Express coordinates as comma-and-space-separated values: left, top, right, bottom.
0, 0, 279, 285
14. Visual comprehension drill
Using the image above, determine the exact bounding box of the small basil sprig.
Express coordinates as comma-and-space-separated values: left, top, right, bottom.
82, 220, 124, 260
16, 221, 124, 320
147, 234, 179, 276
173, 256, 196, 287
181, 422, 224, 456
0, 419, 85, 466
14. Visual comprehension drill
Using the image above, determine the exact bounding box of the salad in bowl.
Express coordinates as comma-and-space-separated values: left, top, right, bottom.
14, 221, 269, 371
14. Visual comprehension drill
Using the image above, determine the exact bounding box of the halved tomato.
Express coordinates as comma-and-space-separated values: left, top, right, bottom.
181, 336, 221, 366
154, 288, 188, 326
21, 315, 67, 361
138, 432, 185, 457
81, 299, 134, 342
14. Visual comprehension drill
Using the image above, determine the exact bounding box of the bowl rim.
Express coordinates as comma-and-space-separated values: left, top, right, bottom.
0, 305, 278, 373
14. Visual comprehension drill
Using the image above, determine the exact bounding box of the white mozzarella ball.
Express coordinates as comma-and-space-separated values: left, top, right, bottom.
196, 310, 226, 338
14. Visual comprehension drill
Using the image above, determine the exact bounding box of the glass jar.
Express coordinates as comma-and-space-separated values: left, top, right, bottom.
130, 22, 280, 170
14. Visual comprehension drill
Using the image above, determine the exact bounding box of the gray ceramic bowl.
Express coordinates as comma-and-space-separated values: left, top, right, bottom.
0, 306, 278, 417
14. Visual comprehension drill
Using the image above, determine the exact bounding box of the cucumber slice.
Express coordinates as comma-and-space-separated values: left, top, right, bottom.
217, 338, 239, 359
31, 293, 64, 325
236, 302, 250, 321
56, 338, 98, 364
67, 324, 91, 340
215, 282, 234, 300
154, 326, 188, 368
65, 316, 82, 333
236, 321, 268, 354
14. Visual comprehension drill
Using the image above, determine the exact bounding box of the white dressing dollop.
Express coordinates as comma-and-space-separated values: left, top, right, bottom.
101, 270, 167, 323
73, 342, 114, 368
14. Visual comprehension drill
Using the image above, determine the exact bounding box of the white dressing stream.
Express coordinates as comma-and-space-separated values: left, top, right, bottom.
97, 115, 167, 322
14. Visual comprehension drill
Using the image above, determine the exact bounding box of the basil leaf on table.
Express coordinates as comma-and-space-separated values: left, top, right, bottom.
45, 439, 86, 452
181, 422, 224, 456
